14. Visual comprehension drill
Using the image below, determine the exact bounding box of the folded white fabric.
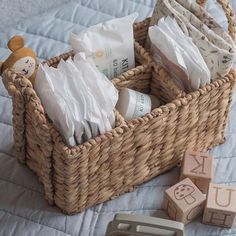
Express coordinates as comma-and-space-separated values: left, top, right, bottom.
149, 16, 211, 91
35, 63, 77, 146
35, 53, 118, 147
73, 54, 118, 134
69, 13, 138, 79
150, 0, 235, 80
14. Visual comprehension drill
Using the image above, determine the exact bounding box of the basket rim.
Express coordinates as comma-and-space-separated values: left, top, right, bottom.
50, 69, 236, 158
2, 51, 236, 160
43, 42, 153, 67
133, 17, 151, 31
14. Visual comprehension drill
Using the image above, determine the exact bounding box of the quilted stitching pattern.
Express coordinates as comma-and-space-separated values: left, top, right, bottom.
0, 0, 236, 235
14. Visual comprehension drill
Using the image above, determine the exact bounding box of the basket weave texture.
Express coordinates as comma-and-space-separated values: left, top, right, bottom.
2, 0, 236, 214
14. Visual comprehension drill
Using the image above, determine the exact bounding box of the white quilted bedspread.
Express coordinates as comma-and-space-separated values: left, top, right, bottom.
0, 0, 236, 235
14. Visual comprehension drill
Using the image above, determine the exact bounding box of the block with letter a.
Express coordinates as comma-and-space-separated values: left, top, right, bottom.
203, 183, 236, 228
180, 151, 213, 193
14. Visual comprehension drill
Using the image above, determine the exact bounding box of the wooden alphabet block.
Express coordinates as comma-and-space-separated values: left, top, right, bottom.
203, 183, 236, 228
163, 178, 206, 224
180, 151, 213, 193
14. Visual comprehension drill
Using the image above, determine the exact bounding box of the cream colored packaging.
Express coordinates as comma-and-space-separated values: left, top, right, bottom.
69, 13, 138, 79
116, 88, 160, 120
149, 0, 235, 80
149, 17, 211, 92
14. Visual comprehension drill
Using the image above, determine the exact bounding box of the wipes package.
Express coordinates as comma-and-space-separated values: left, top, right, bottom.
73, 54, 118, 134
69, 13, 138, 79
35, 53, 118, 147
149, 17, 211, 91
150, 0, 235, 81
35, 64, 77, 147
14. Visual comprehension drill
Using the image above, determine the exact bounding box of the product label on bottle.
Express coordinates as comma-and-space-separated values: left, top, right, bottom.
133, 92, 152, 118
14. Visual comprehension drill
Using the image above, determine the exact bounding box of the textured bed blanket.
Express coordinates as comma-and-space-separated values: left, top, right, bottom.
0, 0, 72, 32
0, 0, 236, 235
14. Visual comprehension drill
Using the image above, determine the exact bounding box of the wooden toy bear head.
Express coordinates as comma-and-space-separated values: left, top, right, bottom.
0, 35, 37, 85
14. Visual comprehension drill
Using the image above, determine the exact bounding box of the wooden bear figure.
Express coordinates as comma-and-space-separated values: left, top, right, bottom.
0, 35, 37, 85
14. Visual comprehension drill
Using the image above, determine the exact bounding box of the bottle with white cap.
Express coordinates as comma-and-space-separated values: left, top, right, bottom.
116, 88, 160, 120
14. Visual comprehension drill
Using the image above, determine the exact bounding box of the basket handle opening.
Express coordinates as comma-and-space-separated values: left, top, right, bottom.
196, 0, 236, 40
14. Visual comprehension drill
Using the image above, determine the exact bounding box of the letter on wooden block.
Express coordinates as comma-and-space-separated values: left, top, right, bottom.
203, 183, 236, 228
180, 151, 213, 193
163, 178, 206, 224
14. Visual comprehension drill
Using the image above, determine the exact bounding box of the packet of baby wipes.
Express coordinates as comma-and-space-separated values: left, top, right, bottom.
73, 53, 118, 132
149, 16, 211, 92
56, 58, 96, 143
35, 53, 118, 147
35, 64, 77, 147
69, 13, 138, 79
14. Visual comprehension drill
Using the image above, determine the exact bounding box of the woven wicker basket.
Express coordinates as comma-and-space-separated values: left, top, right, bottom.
2, 0, 236, 214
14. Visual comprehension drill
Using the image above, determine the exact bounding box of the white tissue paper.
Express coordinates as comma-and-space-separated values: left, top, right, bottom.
69, 13, 138, 79
35, 64, 77, 147
149, 16, 211, 92
35, 53, 118, 147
